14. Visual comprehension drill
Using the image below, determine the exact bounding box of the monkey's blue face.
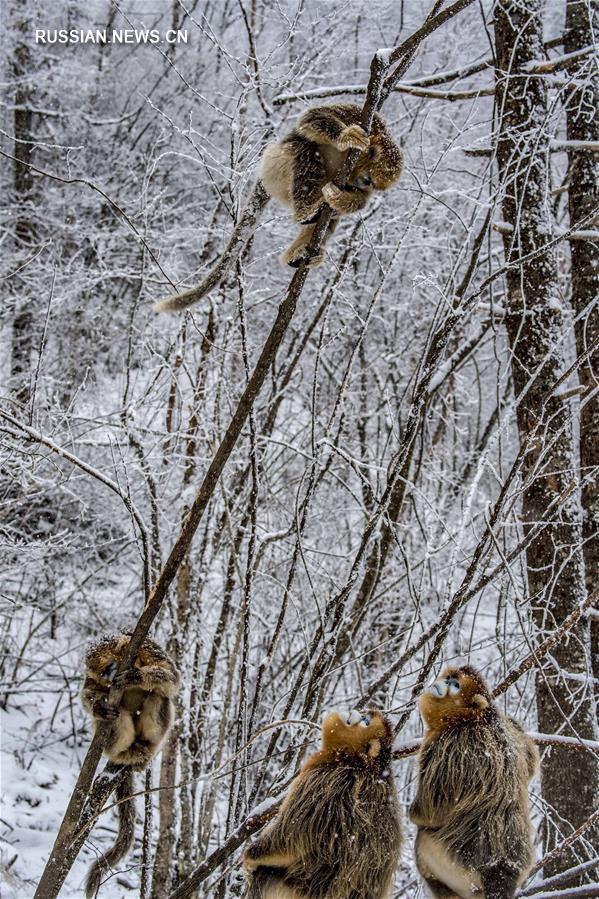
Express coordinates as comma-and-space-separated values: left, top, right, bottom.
344, 710, 372, 727
428, 673, 461, 699
420, 667, 490, 728
331, 709, 372, 727
350, 175, 372, 190
101, 661, 117, 683
322, 708, 389, 754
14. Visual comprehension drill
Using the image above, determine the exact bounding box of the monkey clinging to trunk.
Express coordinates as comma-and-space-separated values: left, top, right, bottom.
81, 633, 180, 898
155, 104, 403, 313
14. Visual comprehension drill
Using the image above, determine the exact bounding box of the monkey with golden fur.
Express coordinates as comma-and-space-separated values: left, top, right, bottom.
260, 104, 403, 268
155, 104, 403, 312
243, 709, 403, 899
81, 633, 180, 898
409, 666, 539, 899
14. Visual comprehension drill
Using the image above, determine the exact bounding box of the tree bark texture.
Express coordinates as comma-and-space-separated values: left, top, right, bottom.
494, 0, 598, 877
564, 0, 599, 689
10, 0, 36, 407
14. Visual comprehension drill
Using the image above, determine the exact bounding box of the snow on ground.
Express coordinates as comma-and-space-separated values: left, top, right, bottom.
1, 693, 139, 898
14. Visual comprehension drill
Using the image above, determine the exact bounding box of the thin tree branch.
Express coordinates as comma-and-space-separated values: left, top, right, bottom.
273, 82, 494, 104
525, 809, 599, 879
492, 591, 597, 698
1, 411, 152, 591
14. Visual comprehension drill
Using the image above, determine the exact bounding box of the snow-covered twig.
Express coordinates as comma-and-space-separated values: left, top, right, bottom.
528, 732, 599, 752
523, 45, 595, 74
492, 591, 597, 698
550, 139, 599, 152
465, 139, 599, 156
273, 82, 494, 105
521, 860, 599, 896
0, 409, 151, 585
0, 147, 175, 285
525, 809, 599, 881
493, 221, 599, 241
519, 886, 599, 899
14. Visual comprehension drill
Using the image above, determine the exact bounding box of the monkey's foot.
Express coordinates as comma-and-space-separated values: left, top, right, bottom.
93, 698, 119, 720
298, 210, 321, 225
282, 245, 324, 269
282, 224, 325, 268
113, 740, 154, 769
336, 124, 369, 151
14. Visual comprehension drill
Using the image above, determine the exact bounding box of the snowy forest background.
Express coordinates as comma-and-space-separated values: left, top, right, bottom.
1, 0, 598, 897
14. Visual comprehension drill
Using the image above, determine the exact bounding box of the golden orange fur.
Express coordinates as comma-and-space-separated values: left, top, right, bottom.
302, 709, 391, 771
243, 709, 402, 899
419, 666, 491, 743
411, 666, 539, 899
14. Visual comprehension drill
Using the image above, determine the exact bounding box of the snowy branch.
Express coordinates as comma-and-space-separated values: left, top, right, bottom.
493, 221, 599, 241
273, 82, 494, 105
523, 45, 595, 74
0, 410, 151, 585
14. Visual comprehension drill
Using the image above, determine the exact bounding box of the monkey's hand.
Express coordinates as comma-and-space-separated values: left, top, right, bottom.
321, 181, 344, 207
112, 668, 143, 689
336, 124, 369, 151
92, 697, 119, 721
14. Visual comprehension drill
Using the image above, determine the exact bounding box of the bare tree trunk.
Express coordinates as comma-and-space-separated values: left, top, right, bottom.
564, 0, 599, 689
10, 0, 35, 408
494, 0, 598, 878
33, 209, 316, 899
150, 726, 179, 898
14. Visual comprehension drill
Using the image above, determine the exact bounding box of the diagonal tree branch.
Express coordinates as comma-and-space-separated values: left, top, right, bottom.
493, 590, 598, 698
0, 411, 152, 593
32, 2, 479, 896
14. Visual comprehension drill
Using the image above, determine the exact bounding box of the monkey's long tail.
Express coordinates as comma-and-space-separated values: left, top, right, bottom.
154, 181, 270, 313
85, 768, 136, 899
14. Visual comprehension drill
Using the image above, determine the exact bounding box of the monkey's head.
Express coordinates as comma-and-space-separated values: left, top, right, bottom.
85, 634, 129, 685
419, 666, 494, 733
354, 133, 403, 191
320, 709, 393, 763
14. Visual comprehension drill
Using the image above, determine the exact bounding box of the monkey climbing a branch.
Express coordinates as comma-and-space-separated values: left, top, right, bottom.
80, 633, 180, 898
155, 104, 403, 313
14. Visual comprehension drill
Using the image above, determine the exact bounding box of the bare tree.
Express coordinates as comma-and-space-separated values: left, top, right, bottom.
9, 0, 36, 408
2, 2, 598, 898
563, 0, 599, 689
494, 0, 598, 878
